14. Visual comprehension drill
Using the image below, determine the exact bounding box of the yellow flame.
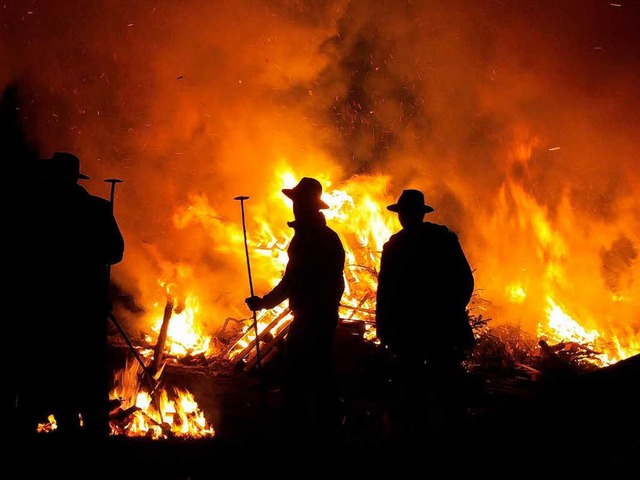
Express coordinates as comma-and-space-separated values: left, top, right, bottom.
109, 360, 215, 439
540, 296, 600, 345
149, 293, 214, 358
36, 414, 58, 433
154, 152, 638, 371
507, 284, 527, 303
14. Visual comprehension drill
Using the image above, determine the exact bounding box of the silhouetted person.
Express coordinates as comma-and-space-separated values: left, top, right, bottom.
17, 152, 124, 445
3, 82, 39, 438
245, 177, 346, 444
376, 189, 475, 439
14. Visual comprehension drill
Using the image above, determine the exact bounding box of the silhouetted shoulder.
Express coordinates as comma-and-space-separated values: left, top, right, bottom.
86, 192, 112, 211
327, 225, 345, 246
422, 221, 459, 240
422, 222, 460, 245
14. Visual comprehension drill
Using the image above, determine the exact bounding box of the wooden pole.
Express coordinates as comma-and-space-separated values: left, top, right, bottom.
151, 296, 174, 374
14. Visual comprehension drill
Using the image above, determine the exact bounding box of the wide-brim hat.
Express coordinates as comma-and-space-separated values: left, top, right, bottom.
282, 176, 330, 209
387, 189, 434, 213
46, 151, 90, 180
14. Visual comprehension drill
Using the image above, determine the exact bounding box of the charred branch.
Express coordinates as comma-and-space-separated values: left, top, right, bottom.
151, 296, 175, 374
243, 321, 290, 371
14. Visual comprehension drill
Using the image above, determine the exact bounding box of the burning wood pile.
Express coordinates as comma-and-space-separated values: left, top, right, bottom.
108, 358, 214, 439
96, 177, 639, 441
103, 273, 636, 442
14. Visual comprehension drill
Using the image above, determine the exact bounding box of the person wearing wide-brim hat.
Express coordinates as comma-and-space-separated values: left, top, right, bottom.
36, 151, 90, 184
376, 188, 475, 439
386, 188, 434, 215
281, 175, 330, 212
50, 151, 90, 180
245, 176, 345, 443
17, 151, 124, 444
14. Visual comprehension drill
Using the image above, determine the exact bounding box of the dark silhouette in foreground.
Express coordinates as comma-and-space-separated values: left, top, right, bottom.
376, 189, 475, 440
2, 82, 40, 437
16, 152, 124, 445
245, 177, 346, 444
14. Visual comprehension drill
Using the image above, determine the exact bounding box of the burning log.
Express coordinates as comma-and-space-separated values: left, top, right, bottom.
339, 294, 376, 322
227, 308, 291, 365
140, 410, 174, 439
151, 296, 175, 374
252, 342, 282, 368
110, 404, 141, 425
235, 294, 378, 372
243, 320, 290, 371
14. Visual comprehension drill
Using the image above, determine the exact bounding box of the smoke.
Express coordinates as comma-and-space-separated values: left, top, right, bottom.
2, 0, 638, 337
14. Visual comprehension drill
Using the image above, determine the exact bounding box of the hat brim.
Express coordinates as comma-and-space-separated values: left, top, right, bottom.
39, 157, 90, 180
282, 188, 330, 209
282, 188, 295, 198
387, 203, 434, 213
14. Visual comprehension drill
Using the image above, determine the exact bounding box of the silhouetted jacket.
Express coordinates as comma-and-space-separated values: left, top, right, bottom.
376, 221, 474, 356
29, 181, 125, 400
261, 212, 345, 339
44, 183, 124, 286
33, 182, 124, 324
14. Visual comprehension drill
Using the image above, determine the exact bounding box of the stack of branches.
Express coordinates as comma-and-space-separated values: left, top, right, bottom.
535, 338, 604, 375
465, 319, 541, 397
466, 314, 606, 400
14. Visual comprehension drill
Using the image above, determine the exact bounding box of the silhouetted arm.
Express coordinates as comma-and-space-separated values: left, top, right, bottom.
375, 241, 394, 345
447, 232, 474, 309
260, 258, 292, 309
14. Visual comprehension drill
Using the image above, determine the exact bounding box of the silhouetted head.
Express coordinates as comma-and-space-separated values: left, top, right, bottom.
43, 151, 89, 185
282, 177, 329, 219
387, 189, 434, 229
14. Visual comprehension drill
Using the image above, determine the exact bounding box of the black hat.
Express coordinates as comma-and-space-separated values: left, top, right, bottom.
282, 177, 330, 210
47, 151, 90, 180
387, 189, 434, 214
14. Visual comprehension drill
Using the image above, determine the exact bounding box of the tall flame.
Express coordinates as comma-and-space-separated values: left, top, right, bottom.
109, 360, 214, 439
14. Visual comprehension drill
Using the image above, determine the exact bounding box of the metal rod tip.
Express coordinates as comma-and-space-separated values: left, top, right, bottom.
234, 196, 250, 200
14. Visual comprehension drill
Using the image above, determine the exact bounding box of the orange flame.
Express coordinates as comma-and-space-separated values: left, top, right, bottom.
139, 146, 638, 370
109, 359, 214, 439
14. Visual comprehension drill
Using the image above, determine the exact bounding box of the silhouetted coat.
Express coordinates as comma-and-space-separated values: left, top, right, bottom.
261, 212, 346, 356
259, 211, 345, 438
27, 181, 124, 437
376, 221, 474, 359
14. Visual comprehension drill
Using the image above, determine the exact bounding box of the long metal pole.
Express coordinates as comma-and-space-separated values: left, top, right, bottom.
105, 178, 123, 211
234, 195, 262, 372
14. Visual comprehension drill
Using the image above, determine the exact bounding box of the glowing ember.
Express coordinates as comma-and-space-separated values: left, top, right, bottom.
36, 414, 58, 434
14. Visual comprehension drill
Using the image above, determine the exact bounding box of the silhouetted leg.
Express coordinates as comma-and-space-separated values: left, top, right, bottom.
81, 339, 111, 444
428, 355, 469, 434
311, 354, 343, 444
281, 374, 310, 443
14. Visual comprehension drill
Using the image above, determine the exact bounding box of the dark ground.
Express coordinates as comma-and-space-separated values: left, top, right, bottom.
12, 323, 640, 478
